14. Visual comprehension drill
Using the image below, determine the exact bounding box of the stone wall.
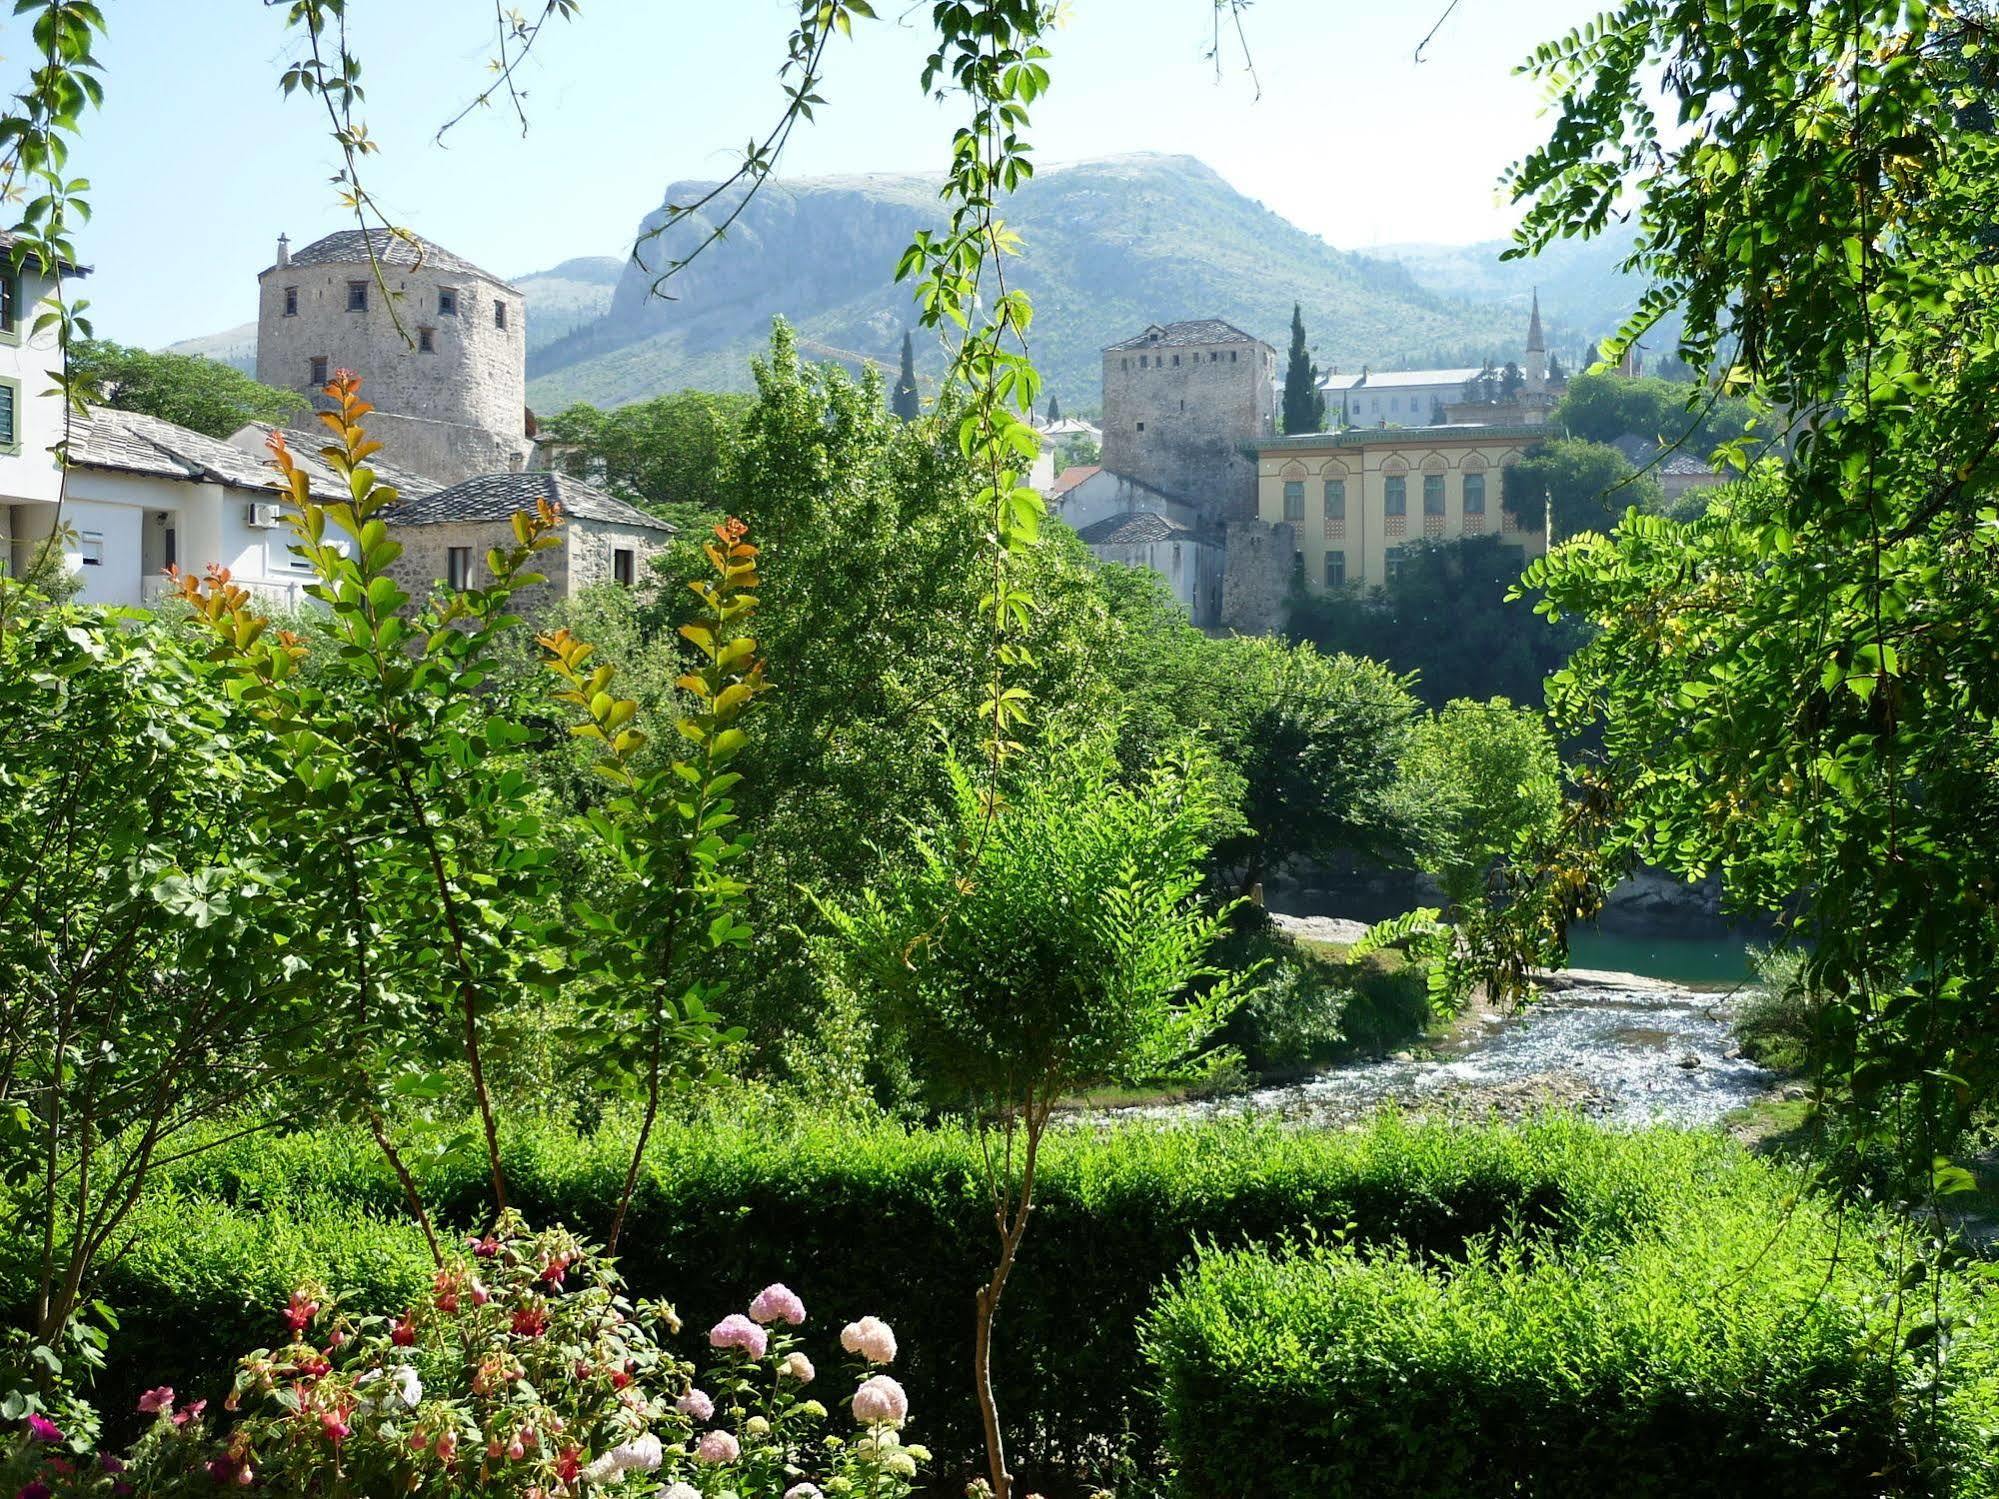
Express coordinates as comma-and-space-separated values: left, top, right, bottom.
365, 412, 533, 490
387, 516, 672, 604
1100, 337, 1273, 521
1218, 517, 1294, 636
257, 255, 528, 484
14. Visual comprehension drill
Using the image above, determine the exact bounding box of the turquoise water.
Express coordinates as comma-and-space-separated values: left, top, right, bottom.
1566, 928, 1758, 990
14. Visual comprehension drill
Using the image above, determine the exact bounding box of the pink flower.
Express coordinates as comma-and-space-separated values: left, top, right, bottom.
778, 1351, 816, 1384
851, 1374, 909, 1427
24, 1413, 62, 1444
676, 1388, 715, 1422
283, 1290, 318, 1333
467, 1235, 500, 1258
391, 1313, 417, 1346
694, 1430, 740, 1465
749, 1283, 806, 1326
511, 1305, 549, 1338
840, 1315, 898, 1365
707, 1313, 767, 1358
136, 1386, 174, 1416
319, 1410, 351, 1444
173, 1399, 207, 1427
18, 1482, 51, 1499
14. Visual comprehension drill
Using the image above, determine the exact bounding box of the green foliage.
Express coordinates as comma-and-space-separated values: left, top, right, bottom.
1735, 944, 1825, 1075
1218, 925, 1432, 1073
1145, 1208, 1999, 1498
1554, 367, 1752, 456
1502, 434, 1663, 538
1281, 301, 1325, 435
1401, 698, 1563, 916
818, 739, 1247, 1109
35, 1115, 1885, 1488
70, 338, 303, 439
1287, 536, 1585, 710
1506, 0, 1999, 1183
1198, 637, 1428, 897
535, 388, 750, 517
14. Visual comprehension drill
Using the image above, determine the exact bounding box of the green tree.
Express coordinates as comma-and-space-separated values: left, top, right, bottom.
1510, 0, 1999, 1180
1056, 432, 1099, 469
817, 738, 1249, 1499
892, 329, 920, 421
1401, 698, 1563, 917
1503, 435, 1663, 539
71, 338, 303, 438
1044, 392, 1061, 424
1288, 536, 1587, 710
536, 390, 751, 517
1554, 367, 1752, 456
1281, 301, 1325, 434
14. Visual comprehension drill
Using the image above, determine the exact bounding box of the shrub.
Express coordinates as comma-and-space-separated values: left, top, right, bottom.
1736, 943, 1824, 1073
16, 1114, 1891, 1488
1145, 1216, 1999, 1497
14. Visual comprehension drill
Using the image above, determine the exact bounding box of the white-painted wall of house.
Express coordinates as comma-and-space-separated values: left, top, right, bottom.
1050, 470, 1203, 535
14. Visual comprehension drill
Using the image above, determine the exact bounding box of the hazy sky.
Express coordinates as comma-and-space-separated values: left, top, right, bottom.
57, 0, 1610, 349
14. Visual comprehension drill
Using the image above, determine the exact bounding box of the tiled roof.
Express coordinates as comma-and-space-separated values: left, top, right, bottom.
276, 229, 516, 290
1049, 464, 1101, 497
70, 408, 438, 501
1105, 318, 1264, 352
1257, 422, 1550, 452
1075, 508, 1200, 546
230, 421, 441, 500
1611, 431, 1717, 477
1325, 367, 1485, 392
391, 470, 674, 532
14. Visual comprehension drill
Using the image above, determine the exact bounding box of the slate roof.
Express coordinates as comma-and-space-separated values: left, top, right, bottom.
275, 229, 516, 290
1610, 431, 1717, 477
1075, 508, 1202, 546
1106, 318, 1264, 352
71, 408, 438, 501
1323, 367, 1485, 392
391, 470, 674, 533
229, 421, 440, 500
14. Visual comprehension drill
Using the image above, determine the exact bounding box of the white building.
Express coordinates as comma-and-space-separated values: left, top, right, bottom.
1322, 366, 1485, 429
0, 235, 85, 583
1048, 465, 1222, 626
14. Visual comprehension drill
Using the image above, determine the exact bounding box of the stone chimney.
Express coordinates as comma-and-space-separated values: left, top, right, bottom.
276, 233, 291, 269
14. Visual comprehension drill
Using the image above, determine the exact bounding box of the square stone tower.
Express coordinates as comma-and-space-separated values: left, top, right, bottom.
1100, 319, 1275, 522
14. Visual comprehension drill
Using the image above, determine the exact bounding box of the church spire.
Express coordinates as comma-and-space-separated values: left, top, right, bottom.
1526, 287, 1545, 353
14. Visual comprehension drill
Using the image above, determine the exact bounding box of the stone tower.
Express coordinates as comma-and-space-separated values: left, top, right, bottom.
1100, 319, 1275, 521
1524, 287, 1547, 396
256, 228, 531, 484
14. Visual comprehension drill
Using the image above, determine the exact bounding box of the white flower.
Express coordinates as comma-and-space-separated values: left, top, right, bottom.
580, 1454, 619, 1485
839, 1316, 897, 1365
608, 1433, 662, 1472
392, 1366, 422, 1409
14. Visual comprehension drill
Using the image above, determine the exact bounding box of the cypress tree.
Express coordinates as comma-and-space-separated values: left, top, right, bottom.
1045, 392, 1062, 424
892, 330, 920, 421
1281, 302, 1325, 434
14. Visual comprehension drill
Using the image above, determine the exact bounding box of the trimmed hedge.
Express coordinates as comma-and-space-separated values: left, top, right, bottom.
1145, 1217, 1999, 1497
12, 1112, 1983, 1490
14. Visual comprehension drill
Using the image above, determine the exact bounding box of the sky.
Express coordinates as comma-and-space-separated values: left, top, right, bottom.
53, 0, 1611, 349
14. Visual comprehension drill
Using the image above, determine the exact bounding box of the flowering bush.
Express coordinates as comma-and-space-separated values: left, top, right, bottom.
2, 1215, 923, 1498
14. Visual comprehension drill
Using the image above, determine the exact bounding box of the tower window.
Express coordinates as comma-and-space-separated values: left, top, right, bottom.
1139, 355, 1147, 369
346, 281, 368, 312
1230, 350, 1238, 362
613, 547, 635, 587
438, 287, 458, 317
309, 355, 329, 386
446, 547, 472, 591
494, 300, 508, 329
418, 326, 436, 353
283, 286, 298, 317
1172, 354, 1180, 366
1136, 421, 1145, 433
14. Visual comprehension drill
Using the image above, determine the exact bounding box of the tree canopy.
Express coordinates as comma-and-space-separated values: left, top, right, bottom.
71, 339, 303, 439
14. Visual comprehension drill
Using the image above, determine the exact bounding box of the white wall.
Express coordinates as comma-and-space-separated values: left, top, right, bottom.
1051, 470, 1203, 535
55, 497, 144, 605
0, 266, 70, 507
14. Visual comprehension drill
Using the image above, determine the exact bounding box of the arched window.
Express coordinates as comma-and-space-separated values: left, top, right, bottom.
1423, 474, 1446, 515
1323, 479, 1345, 520
1384, 475, 1407, 516
1282, 480, 1305, 521
1463, 472, 1486, 514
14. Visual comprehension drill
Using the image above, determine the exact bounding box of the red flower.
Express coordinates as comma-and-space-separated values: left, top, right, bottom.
284, 1290, 319, 1333
390, 1313, 417, 1347
555, 1447, 582, 1483
173, 1400, 207, 1427
510, 1305, 548, 1338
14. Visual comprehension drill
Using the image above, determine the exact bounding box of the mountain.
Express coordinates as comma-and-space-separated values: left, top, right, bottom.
524, 154, 1607, 413
164, 322, 257, 374
516, 256, 624, 354
1369, 224, 1680, 365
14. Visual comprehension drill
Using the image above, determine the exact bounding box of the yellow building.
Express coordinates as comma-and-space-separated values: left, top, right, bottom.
1254, 424, 1549, 590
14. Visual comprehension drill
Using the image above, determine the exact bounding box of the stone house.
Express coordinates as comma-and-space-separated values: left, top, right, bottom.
1100, 318, 1275, 522
255, 229, 533, 485
1255, 423, 1550, 591
1610, 432, 1728, 505
383, 470, 675, 601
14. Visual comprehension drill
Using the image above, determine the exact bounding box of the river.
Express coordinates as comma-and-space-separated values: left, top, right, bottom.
1100, 918, 1776, 1131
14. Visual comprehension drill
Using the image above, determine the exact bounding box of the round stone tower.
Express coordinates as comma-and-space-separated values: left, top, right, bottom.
255, 228, 531, 484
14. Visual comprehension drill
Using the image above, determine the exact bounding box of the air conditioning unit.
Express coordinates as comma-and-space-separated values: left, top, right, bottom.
246, 501, 283, 529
